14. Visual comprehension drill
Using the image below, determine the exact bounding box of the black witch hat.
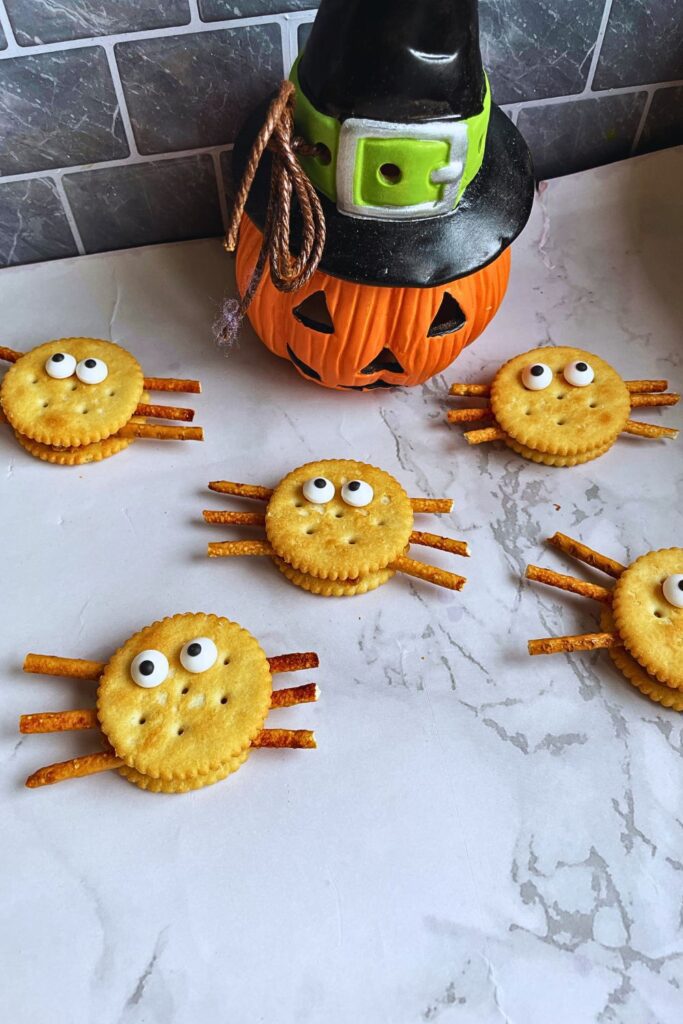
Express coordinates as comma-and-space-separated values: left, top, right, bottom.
232, 0, 534, 288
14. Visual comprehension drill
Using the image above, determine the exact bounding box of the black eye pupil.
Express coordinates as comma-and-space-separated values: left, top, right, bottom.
84, 359, 96, 368
187, 642, 202, 657
678, 580, 683, 592
576, 362, 587, 372
52, 353, 65, 362
139, 659, 154, 676
348, 481, 361, 491
314, 478, 327, 489
530, 365, 544, 376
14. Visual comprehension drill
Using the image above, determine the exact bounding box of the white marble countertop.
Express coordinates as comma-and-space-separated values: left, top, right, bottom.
2, 147, 682, 1024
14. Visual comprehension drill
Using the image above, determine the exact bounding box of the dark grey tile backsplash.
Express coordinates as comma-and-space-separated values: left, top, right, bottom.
0, 0, 681, 267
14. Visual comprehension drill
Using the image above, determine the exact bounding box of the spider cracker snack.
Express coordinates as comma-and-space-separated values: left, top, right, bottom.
0, 339, 203, 464
20, 613, 318, 792
203, 459, 469, 596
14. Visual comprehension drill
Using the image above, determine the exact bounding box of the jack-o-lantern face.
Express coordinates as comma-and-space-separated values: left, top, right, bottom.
236, 215, 511, 391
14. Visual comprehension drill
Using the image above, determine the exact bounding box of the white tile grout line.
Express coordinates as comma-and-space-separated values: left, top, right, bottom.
103, 42, 139, 159
0, 0, 15, 49
211, 149, 230, 235
583, 0, 615, 94
51, 173, 86, 256
631, 90, 656, 155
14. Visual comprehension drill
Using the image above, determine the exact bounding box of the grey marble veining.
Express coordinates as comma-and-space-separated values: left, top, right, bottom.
0, 177, 77, 265
639, 86, 683, 155
64, 156, 223, 253
3, 0, 191, 46
115, 25, 283, 154
0, 48, 129, 176
517, 92, 648, 180
594, 0, 683, 89
479, 0, 605, 104
200, 0, 318, 18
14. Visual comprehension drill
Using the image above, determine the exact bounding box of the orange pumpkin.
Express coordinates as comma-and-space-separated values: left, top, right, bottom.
236, 215, 511, 391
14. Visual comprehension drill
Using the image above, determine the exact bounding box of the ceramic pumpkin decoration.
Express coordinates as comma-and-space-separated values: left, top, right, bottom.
226, 0, 534, 392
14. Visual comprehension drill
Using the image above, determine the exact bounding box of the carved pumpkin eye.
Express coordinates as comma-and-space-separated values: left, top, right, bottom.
662, 574, 683, 608
427, 293, 466, 337
293, 291, 334, 334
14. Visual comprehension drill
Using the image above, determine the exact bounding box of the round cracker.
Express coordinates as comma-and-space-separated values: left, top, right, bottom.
1, 338, 144, 447
612, 549, 683, 690
274, 555, 396, 596
490, 347, 630, 457
600, 607, 683, 711
504, 435, 613, 467
15, 428, 134, 465
119, 749, 250, 792
265, 460, 413, 580
97, 613, 272, 781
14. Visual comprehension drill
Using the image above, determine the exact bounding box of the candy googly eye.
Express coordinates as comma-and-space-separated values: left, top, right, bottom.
521, 363, 553, 391
131, 649, 169, 688
341, 479, 374, 507
563, 360, 595, 387
180, 637, 218, 673
45, 352, 76, 379
303, 476, 335, 504
662, 574, 683, 609
76, 357, 108, 384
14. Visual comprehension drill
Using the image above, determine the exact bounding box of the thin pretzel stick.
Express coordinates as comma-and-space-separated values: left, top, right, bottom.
209, 481, 273, 500
528, 632, 623, 657
410, 531, 470, 557
409, 498, 453, 514
208, 540, 274, 558
267, 652, 319, 673
23, 654, 104, 680
26, 751, 123, 788
135, 402, 195, 422
118, 422, 204, 441
142, 376, 201, 394
0, 346, 21, 362
447, 407, 494, 424
548, 532, 626, 578
389, 554, 466, 591
202, 510, 266, 526
270, 683, 319, 708
625, 380, 668, 394
526, 564, 613, 603
630, 392, 679, 408
622, 419, 679, 440
465, 426, 507, 445
20, 709, 98, 734
252, 729, 316, 749
449, 382, 491, 397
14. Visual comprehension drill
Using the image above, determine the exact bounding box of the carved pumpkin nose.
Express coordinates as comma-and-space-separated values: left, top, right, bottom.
361, 348, 405, 376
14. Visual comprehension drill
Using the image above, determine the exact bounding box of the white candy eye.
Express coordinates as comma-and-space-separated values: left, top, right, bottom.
303, 476, 335, 504
341, 479, 374, 507
131, 649, 169, 688
76, 357, 108, 384
180, 637, 218, 673
521, 363, 553, 391
45, 352, 76, 379
662, 574, 683, 609
563, 360, 595, 387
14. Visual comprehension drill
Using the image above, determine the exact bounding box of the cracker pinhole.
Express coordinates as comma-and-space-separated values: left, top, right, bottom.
525, 564, 613, 603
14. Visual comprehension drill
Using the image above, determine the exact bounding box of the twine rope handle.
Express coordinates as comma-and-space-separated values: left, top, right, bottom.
217, 80, 327, 346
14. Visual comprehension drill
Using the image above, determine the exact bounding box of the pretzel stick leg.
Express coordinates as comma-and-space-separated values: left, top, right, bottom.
389, 554, 466, 591
252, 729, 316, 749
118, 422, 204, 442
630, 393, 679, 408
0, 346, 21, 362
547, 532, 626, 578
209, 481, 273, 500
202, 510, 266, 526
525, 564, 613, 603
528, 632, 623, 657
446, 407, 494, 424
409, 498, 453, 514
142, 376, 201, 394
271, 683, 319, 708
208, 540, 274, 558
625, 380, 668, 394
20, 709, 99, 733
135, 402, 195, 422
23, 654, 105, 680
267, 652, 319, 673
410, 531, 470, 557
449, 382, 491, 397
622, 419, 678, 440
465, 426, 507, 445
26, 751, 123, 788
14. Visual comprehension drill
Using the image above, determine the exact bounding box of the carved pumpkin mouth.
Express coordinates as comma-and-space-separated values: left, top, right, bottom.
287, 346, 397, 390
